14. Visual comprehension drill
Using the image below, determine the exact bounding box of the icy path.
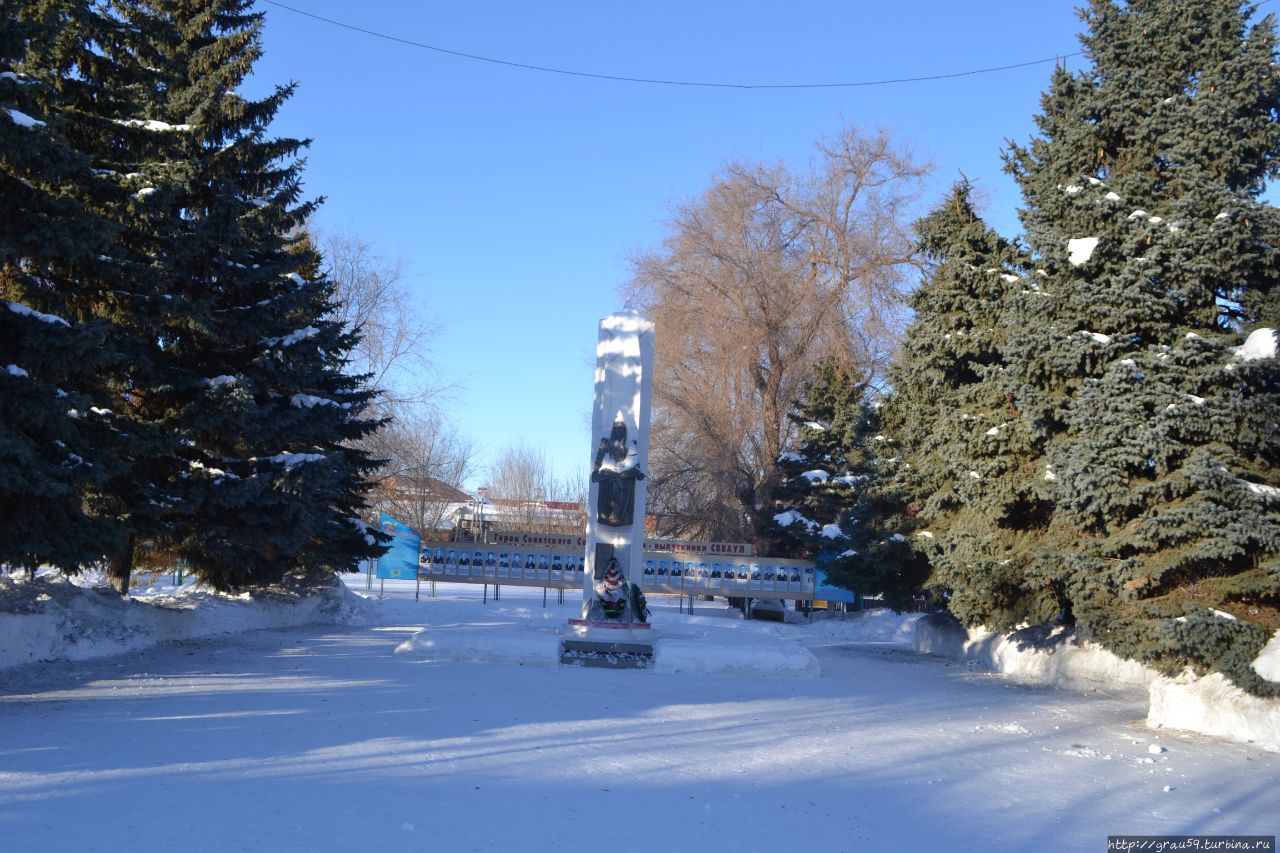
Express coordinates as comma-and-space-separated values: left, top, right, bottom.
1, 589, 1276, 852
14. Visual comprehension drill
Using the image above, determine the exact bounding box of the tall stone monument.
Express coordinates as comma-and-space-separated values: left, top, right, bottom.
581, 311, 654, 625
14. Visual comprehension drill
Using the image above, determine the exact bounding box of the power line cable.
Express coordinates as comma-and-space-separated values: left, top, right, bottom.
260, 0, 1276, 90
259, 1, 1078, 89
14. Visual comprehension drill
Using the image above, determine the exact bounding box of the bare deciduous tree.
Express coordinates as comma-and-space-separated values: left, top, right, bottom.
319, 227, 469, 538
369, 408, 474, 538
485, 443, 586, 533
320, 229, 441, 413
624, 124, 929, 544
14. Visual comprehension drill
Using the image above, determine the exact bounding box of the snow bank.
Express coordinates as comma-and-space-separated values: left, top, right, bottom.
654, 638, 818, 677
1148, 673, 1280, 753
651, 607, 914, 676
914, 615, 1280, 752
803, 608, 923, 644
394, 627, 561, 667
912, 614, 1156, 692
1145, 629, 1280, 752
1255, 630, 1280, 682
912, 612, 969, 655
0, 572, 375, 671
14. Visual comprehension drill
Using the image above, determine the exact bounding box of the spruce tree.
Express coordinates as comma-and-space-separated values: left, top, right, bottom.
17, 0, 196, 594
998, 0, 1280, 693
884, 183, 1044, 627
4, 1, 386, 590
1, 2, 95, 574
0, 0, 149, 577
764, 359, 866, 556
767, 359, 929, 609
113, 0, 385, 589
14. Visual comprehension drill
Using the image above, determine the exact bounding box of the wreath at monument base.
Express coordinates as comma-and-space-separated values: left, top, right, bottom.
595, 557, 628, 619
630, 582, 648, 623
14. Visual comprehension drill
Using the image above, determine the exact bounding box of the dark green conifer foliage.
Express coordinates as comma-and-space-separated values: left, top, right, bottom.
999, 0, 1280, 693
15, 0, 193, 593
115, 0, 386, 589
3, 1, 385, 587
0, 0, 138, 575
763, 359, 868, 559
766, 359, 929, 609
884, 183, 1046, 627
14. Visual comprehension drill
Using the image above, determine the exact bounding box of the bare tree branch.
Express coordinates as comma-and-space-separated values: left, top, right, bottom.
318, 228, 445, 414
485, 442, 587, 533
366, 406, 475, 536
623, 123, 930, 544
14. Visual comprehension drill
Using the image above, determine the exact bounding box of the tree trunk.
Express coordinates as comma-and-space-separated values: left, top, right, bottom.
107, 534, 136, 597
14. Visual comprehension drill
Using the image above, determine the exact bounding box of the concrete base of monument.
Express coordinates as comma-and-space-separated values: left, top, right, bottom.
560, 638, 654, 669
559, 620, 656, 669
566, 618, 652, 631
559, 620, 655, 645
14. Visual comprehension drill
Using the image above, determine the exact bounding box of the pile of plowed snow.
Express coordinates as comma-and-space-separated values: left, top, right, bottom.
0, 570, 375, 670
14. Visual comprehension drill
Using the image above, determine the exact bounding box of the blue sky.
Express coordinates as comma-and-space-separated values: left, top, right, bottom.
242, 1, 1258, 490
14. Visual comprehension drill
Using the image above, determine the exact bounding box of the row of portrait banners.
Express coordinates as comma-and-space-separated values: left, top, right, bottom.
415, 546, 820, 594
374, 513, 854, 602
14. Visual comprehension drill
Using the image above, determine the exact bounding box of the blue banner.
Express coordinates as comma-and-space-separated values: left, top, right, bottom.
377, 513, 421, 580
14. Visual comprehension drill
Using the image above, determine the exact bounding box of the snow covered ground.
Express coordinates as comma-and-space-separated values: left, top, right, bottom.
1, 574, 1277, 852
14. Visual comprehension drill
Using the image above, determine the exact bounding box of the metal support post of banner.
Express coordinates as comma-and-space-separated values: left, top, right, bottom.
431, 580, 436, 598
379, 578, 384, 600
415, 573, 420, 602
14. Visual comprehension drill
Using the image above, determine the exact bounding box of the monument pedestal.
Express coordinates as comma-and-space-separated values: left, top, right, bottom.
558, 618, 655, 669
560, 619, 655, 643
566, 618, 652, 631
